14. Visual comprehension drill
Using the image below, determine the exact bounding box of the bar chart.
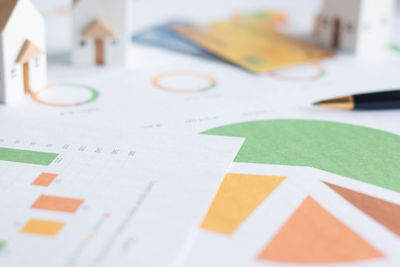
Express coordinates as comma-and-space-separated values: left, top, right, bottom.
0, 137, 141, 265
0, 130, 237, 267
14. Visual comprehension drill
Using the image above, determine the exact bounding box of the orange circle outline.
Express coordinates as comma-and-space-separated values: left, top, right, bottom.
30, 83, 100, 108
268, 62, 326, 82
152, 71, 217, 94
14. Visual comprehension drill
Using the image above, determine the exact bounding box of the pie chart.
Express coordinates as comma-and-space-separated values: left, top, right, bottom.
198, 120, 400, 265
204, 119, 400, 192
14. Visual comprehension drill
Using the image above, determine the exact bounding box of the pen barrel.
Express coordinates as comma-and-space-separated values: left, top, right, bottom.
354, 90, 400, 110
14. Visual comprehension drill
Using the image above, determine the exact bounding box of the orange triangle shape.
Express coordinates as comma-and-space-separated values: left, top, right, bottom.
15, 40, 43, 64
325, 182, 400, 236
258, 196, 383, 263
82, 18, 116, 39
201, 173, 285, 235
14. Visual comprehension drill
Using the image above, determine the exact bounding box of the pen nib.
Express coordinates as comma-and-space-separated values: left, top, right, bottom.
314, 96, 354, 110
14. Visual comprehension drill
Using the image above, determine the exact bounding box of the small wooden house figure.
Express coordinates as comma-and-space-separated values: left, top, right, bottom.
315, 0, 395, 55
71, 0, 132, 66
0, 0, 47, 104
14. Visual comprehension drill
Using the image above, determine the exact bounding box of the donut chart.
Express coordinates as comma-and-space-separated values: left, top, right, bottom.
268, 62, 326, 82
30, 83, 100, 108
152, 71, 217, 94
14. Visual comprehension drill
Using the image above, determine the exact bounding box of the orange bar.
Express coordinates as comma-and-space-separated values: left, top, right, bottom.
21, 218, 65, 236
32, 173, 58, 187
31, 195, 84, 213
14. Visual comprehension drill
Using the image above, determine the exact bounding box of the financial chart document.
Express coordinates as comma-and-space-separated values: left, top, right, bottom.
0, 120, 243, 267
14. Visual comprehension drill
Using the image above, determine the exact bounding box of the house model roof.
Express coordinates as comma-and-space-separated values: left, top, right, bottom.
16, 40, 43, 64
0, 0, 19, 32
82, 18, 117, 39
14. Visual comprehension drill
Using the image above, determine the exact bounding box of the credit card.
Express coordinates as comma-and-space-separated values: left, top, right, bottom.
173, 21, 333, 73
230, 10, 287, 29
132, 21, 216, 60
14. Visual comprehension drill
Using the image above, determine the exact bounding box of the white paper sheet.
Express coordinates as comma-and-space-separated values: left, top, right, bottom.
0, 118, 243, 267
179, 163, 400, 267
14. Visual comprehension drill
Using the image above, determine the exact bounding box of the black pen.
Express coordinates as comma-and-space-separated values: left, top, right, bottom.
314, 90, 400, 110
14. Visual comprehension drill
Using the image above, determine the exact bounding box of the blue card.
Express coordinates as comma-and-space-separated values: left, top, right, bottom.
132, 21, 217, 60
